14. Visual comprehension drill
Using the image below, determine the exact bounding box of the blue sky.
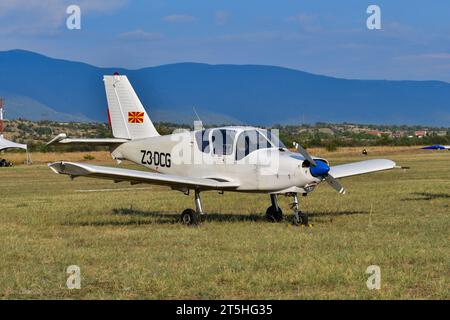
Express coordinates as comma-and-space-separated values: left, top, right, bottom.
1, 0, 450, 81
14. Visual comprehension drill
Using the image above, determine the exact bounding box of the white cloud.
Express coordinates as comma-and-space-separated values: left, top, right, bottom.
163, 14, 196, 23
118, 29, 163, 41
77, 0, 128, 13
0, 0, 127, 14
0, 0, 128, 35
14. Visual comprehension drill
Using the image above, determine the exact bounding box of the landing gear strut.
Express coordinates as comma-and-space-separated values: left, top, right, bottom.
291, 193, 309, 226
266, 194, 283, 222
180, 190, 204, 226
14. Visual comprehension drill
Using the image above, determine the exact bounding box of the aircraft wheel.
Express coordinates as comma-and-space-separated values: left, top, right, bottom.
293, 211, 309, 226
180, 208, 200, 226
266, 206, 283, 222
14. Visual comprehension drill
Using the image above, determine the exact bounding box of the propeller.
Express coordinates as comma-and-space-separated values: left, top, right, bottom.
293, 142, 317, 166
293, 142, 346, 195
324, 175, 346, 194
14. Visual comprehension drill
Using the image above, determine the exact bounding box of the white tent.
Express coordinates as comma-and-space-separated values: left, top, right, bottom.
0, 99, 29, 163
0, 136, 30, 164
0, 136, 27, 151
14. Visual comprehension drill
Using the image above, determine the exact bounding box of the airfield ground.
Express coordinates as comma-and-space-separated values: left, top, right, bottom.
0, 147, 449, 299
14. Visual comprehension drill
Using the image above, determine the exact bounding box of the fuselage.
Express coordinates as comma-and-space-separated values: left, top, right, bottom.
111, 126, 324, 193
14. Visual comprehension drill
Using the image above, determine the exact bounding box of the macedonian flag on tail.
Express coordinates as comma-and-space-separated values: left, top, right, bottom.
128, 111, 144, 123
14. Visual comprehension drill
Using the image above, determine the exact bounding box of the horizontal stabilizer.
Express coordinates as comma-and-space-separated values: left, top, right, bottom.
48, 161, 239, 191
329, 159, 396, 179
46, 133, 128, 146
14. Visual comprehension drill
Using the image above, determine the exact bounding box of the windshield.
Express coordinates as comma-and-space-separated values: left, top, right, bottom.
236, 129, 284, 160
259, 129, 286, 149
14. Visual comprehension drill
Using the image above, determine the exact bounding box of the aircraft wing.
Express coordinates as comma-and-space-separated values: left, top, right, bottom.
328, 159, 396, 179
48, 161, 239, 191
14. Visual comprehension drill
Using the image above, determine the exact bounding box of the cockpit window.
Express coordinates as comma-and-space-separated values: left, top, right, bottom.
211, 129, 236, 156
236, 129, 274, 160
195, 129, 211, 153
197, 128, 284, 158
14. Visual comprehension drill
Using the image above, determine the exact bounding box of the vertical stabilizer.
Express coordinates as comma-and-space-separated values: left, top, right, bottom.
103, 74, 159, 139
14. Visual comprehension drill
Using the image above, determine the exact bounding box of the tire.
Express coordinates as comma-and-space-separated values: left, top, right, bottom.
266, 206, 283, 222
297, 211, 309, 226
180, 208, 199, 226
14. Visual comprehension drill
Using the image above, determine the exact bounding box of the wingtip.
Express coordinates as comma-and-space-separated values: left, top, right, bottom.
388, 159, 397, 168
48, 161, 63, 174
46, 133, 67, 146
376, 159, 396, 169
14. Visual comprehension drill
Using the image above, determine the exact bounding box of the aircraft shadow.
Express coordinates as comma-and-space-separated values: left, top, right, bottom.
113, 208, 369, 223
63, 219, 167, 227
113, 208, 267, 223
61, 208, 369, 227
308, 210, 368, 218
402, 192, 450, 201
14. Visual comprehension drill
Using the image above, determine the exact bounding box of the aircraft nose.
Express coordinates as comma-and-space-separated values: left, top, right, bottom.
309, 160, 330, 177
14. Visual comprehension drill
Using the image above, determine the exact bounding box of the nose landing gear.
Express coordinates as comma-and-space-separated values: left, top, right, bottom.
290, 193, 310, 227
266, 193, 311, 226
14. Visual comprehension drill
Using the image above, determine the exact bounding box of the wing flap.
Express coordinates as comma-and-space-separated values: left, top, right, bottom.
48, 161, 239, 190
329, 159, 396, 179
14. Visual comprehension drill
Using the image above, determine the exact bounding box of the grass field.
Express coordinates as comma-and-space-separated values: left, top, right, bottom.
0, 148, 449, 299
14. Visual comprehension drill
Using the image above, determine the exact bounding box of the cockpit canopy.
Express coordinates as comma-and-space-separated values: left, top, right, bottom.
195, 128, 286, 160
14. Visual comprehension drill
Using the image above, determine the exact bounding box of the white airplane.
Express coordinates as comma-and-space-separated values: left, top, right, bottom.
48, 74, 396, 226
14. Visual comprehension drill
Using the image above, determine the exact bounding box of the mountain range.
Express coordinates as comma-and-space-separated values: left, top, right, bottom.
0, 49, 449, 126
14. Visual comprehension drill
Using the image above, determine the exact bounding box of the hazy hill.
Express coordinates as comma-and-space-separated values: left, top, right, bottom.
0, 49, 449, 126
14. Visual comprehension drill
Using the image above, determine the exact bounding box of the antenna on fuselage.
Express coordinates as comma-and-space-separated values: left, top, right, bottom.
193, 106, 202, 123
193, 106, 204, 131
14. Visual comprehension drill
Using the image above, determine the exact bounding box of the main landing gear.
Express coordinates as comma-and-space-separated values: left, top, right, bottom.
266, 194, 283, 222
180, 190, 203, 226
266, 193, 310, 226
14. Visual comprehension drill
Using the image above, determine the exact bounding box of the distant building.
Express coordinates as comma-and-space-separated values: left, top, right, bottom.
366, 130, 382, 137
433, 130, 448, 137
415, 130, 427, 138
392, 131, 406, 138
362, 129, 392, 138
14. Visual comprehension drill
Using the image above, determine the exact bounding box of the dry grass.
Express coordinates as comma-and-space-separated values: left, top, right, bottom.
2, 151, 112, 165
0, 147, 449, 299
